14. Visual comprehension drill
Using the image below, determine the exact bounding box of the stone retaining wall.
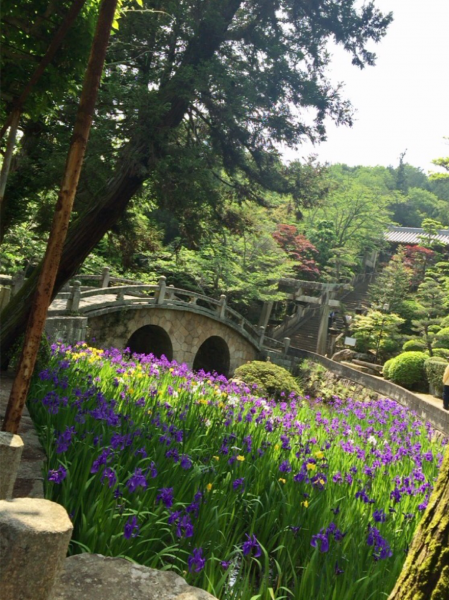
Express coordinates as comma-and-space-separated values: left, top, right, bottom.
263, 348, 449, 435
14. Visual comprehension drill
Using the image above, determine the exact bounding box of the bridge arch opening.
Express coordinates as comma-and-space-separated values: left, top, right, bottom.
193, 336, 230, 377
127, 325, 173, 360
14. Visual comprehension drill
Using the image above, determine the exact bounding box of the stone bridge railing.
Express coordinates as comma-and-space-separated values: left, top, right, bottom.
52, 275, 292, 354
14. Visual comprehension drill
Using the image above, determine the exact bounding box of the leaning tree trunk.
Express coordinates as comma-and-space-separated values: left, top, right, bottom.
388, 445, 449, 599
2, 0, 118, 434
0, 0, 244, 367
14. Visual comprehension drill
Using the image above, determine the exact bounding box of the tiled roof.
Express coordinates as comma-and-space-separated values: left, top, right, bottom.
385, 226, 449, 246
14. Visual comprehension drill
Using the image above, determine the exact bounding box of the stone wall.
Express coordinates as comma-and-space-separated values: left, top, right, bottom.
87, 307, 258, 375
45, 316, 88, 345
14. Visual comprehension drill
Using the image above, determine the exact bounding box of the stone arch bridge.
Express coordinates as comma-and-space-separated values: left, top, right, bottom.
47, 276, 290, 376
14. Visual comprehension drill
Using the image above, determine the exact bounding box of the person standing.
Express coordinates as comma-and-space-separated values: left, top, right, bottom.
443, 359, 449, 410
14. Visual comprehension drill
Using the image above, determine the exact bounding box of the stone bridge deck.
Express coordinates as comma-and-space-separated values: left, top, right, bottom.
47, 278, 288, 377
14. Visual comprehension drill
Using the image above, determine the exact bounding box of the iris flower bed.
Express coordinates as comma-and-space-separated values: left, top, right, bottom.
28, 343, 445, 599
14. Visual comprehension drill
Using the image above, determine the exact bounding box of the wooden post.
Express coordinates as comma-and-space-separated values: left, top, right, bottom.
2, 0, 119, 434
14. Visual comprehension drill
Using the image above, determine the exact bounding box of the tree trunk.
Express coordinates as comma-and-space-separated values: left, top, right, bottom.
2, 0, 118, 434
0, 0, 243, 367
388, 446, 449, 600
0, 109, 20, 205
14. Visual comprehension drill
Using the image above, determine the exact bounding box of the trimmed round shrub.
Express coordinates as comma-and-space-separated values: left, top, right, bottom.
382, 358, 395, 379
424, 357, 447, 398
402, 339, 427, 352
234, 360, 302, 399
432, 348, 449, 359
440, 315, 449, 328
388, 352, 428, 389
433, 327, 449, 350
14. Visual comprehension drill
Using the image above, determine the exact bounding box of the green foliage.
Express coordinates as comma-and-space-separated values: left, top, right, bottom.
369, 248, 412, 313
433, 327, 449, 350
299, 360, 378, 401
387, 352, 428, 390
402, 339, 427, 352
382, 358, 395, 379
412, 277, 448, 354
234, 360, 302, 400
352, 310, 405, 362
7, 333, 51, 375
424, 357, 447, 397
397, 300, 424, 335
432, 348, 449, 359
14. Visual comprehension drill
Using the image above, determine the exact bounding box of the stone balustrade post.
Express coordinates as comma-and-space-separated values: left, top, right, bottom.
0, 286, 11, 311
11, 271, 25, 296
259, 326, 265, 345
0, 432, 24, 500
0, 498, 73, 600
115, 289, 125, 304
166, 284, 175, 302
156, 276, 167, 305
217, 294, 227, 319
239, 317, 245, 330
189, 295, 198, 305
66, 281, 81, 312
283, 337, 291, 354
100, 267, 110, 288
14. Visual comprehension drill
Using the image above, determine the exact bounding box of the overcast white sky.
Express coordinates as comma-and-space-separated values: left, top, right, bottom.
283, 0, 449, 174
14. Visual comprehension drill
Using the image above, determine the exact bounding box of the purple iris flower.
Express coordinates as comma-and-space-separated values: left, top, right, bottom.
373, 509, 387, 523
233, 478, 245, 491
311, 532, 329, 553
279, 460, 292, 473
242, 534, 262, 557
188, 548, 206, 573
176, 514, 194, 538
180, 455, 192, 470
124, 516, 139, 539
48, 465, 67, 484
156, 487, 174, 508
126, 468, 148, 493
367, 526, 392, 560
101, 467, 117, 488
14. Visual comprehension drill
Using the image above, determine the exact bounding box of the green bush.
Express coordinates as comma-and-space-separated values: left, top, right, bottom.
402, 339, 427, 352
397, 300, 424, 335
424, 357, 447, 398
433, 327, 449, 350
440, 315, 449, 328
388, 352, 428, 389
382, 358, 395, 379
234, 360, 302, 399
8, 334, 52, 375
432, 348, 449, 359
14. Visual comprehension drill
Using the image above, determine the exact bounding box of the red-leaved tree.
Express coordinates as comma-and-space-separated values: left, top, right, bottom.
273, 224, 320, 279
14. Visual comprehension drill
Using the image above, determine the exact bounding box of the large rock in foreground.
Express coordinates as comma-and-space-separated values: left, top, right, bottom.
53, 553, 218, 600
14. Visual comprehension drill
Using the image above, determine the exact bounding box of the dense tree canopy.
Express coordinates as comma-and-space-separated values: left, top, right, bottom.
1, 0, 395, 359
